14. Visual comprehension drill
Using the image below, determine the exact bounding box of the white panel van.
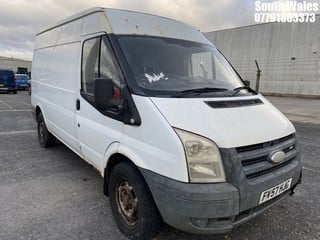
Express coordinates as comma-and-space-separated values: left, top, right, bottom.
31, 7, 302, 240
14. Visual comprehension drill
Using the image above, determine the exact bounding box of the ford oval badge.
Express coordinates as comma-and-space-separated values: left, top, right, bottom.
270, 151, 285, 163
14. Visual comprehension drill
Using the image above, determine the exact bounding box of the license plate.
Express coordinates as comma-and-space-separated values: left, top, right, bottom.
259, 178, 292, 204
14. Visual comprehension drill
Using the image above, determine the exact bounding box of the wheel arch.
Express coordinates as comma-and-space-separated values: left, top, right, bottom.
103, 152, 139, 196
35, 105, 42, 122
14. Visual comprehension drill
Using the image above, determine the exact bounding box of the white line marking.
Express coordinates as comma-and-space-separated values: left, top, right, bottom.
302, 166, 319, 174
0, 100, 13, 110
5, 100, 31, 107
0, 130, 37, 135
0, 109, 30, 112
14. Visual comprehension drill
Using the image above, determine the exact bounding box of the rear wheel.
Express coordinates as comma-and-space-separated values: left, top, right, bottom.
37, 112, 56, 147
108, 162, 163, 240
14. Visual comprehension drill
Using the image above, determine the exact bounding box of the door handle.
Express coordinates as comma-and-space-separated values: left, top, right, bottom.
76, 99, 80, 110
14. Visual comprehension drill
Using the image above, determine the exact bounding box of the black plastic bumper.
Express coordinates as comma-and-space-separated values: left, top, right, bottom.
139, 166, 301, 234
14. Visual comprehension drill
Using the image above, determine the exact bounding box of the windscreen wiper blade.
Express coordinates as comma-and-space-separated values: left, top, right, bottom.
174, 87, 228, 97
231, 86, 257, 96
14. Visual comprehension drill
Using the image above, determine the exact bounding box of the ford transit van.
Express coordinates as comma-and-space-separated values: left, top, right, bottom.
31, 7, 302, 240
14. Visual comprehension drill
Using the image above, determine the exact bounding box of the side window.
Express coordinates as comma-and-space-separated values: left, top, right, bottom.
82, 38, 99, 94
100, 36, 123, 99
191, 52, 213, 79
81, 35, 123, 103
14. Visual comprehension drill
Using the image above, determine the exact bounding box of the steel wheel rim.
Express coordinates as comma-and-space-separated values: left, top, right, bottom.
116, 180, 138, 225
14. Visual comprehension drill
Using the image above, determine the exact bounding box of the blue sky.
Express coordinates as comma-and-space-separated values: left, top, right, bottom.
0, 0, 316, 60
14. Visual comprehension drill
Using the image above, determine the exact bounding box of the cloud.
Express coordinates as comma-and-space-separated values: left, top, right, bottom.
2, 0, 311, 60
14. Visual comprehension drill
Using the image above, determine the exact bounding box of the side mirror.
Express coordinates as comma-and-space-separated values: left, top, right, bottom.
94, 78, 116, 111
244, 80, 250, 87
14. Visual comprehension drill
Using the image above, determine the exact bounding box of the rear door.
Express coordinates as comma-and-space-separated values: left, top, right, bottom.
0, 71, 6, 87
75, 34, 124, 171
0, 70, 14, 89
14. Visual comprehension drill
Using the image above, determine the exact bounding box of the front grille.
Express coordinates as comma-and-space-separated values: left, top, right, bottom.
236, 134, 297, 180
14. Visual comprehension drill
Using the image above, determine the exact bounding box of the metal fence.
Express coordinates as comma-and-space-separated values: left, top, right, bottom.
205, 16, 320, 97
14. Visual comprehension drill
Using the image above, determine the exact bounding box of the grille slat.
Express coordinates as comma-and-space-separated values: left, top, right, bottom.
236, 134, 298, 180
246, 158, 294, 179
242, 151, 297, 177
241, 155, 267, 167
236, 134, 295, 153
242, 161, 273, 175
237, 137, 296, 162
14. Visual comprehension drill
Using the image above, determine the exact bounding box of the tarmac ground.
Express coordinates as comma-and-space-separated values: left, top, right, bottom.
266, 96, 320, 124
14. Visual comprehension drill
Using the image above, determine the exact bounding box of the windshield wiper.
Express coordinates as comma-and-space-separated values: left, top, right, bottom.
174, 87, 228, 97
231, 86, 257, 96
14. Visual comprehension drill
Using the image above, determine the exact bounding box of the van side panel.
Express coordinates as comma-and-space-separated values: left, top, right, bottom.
35, 18, 83, 49
32, 19, 83, 154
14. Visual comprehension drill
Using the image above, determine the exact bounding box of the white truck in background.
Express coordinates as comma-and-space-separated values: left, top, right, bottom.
31, 7, 302, 240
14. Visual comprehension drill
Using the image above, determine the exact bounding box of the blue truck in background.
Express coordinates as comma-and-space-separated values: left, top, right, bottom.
0, 70, 17, 94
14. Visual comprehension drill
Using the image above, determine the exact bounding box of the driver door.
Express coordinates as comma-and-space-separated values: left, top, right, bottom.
75, 34, 124, 172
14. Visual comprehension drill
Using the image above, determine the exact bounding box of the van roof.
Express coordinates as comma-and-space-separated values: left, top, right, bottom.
0, 69, 14, 73
37, 7, 104, 35
36, 7, 212, 46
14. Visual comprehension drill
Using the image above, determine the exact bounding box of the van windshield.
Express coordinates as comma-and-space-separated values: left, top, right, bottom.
117, 36, 247, 97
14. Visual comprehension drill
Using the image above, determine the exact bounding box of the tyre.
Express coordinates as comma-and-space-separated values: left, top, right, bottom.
37, 112, 56, 147
108, 162, 163, 240
13, 90, 17, 94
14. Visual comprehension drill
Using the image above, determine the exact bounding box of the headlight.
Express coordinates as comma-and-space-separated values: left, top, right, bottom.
175, 128, 225, 183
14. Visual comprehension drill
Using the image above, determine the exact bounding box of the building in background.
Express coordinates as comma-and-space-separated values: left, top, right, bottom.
0, 56, 32, 75
205, 16, 320, 97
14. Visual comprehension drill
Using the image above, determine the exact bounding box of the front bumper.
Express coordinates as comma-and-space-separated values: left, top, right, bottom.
16, 84, 28, 90
139, 154, 301, 234
0, 87, 16, 91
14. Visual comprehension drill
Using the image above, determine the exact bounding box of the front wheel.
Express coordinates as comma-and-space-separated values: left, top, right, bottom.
37, 112, 56, 147
108, 162, 163, 240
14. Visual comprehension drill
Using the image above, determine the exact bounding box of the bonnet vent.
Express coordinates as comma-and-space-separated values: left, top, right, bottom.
205, 99, 263, 109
